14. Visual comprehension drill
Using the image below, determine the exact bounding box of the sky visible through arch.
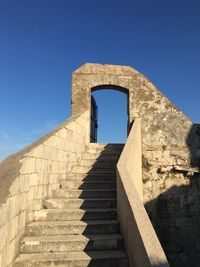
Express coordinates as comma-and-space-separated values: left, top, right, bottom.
92, 89, 128, 144
0, 0, 200, 160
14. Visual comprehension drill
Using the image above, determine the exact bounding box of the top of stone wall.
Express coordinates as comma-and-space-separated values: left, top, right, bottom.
73, 63, 139, 76
0, 114, 81, 204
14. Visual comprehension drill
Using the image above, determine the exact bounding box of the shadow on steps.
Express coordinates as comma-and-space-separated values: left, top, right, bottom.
64, 143, 128, 266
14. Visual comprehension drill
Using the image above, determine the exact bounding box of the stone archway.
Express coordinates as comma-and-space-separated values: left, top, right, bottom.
72, 63, 192, 147
72, 64, 136, 123
72, 64, 138, 143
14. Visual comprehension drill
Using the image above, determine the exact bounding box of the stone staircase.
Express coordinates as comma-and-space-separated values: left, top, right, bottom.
14, 144, 129, 267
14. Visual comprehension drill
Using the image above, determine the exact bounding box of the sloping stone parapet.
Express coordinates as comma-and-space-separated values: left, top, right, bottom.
0, 111, 89, 267
117, 118, 170, 267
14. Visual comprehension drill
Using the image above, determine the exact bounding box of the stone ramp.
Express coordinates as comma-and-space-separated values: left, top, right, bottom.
14, 144, 129, 267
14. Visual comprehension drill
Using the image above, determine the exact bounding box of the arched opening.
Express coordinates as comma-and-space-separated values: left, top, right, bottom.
90, 85, 129, 144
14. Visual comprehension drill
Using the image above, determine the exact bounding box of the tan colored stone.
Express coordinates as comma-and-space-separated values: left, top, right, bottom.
117, 118, 169, 267
20, 157, 35, 174
8, 215, 18, 242
2, 63, 198, 266
7, 239, 16, 265
35, 158, 48, 173
27, 187, 35, 201
24, 173, 38, 189
55, 128, 67, 139
0, 224, 7, 251
18, 211, 26, 231
29, 145, 44, 158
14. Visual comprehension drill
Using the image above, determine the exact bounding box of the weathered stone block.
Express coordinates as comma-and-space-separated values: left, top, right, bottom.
58, 150, 68, 162
9, 178, 20, 196
6, 239, 16, 266
0, 224, 7, 252
35, 158, 48, 173
9, 195, 22, 218
8, 215, 19, 242
27, 187, 35, 201
18, 211, 26, 232
24, 173, 38, 189
0, 203, 7, 227
50, 161, 60, 173
34, 186, 48, 200
29, 145, 44, 158
55, 128, 67, 139
20, 157, 36, 174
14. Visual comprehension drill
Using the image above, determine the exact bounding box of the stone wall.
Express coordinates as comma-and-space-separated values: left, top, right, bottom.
71, 63, 200, 267
143, 138, 200, 266
72, 63, 193, 151
132, 79, 200, 266
0, 111, 89, 267
128, 66, 200, 266
117, 118, 169, 267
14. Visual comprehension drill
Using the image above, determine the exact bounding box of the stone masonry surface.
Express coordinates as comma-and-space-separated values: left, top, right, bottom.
0, 112, 89, 266
13, 143, 129, 267
72, 63, 200, 267
1, 63, 200, 267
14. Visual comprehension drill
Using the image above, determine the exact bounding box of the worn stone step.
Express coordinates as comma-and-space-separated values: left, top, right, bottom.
53, 189, 117, 198
26, 220, 120, 236
72, 165, 116, 174
14, 250, 128, 267
86, 144, 124, 154
44, 198, 117, 209
82, 152, 120, 160
88, 143, 124, 149
20, 234, 124, 253
34, 208, 117, 221
83, 149, 122, 157
64, 173, 116, 181
61, 180, 116, 190
77, 159, 118, 168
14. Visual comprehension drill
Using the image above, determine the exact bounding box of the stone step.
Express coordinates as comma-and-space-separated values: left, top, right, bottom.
20, 234, 124, 253
44, 198, 117, 209
64, 173, 116, 181
84, 149, 122, 157
86, 143, 124, 153
52, 189, 117, 198
88, 143, 124, 149
82, 152, 120, 160
72, 165, 116, 174
34, 208, 117, 221
60, 180, 116, 190
25, 220, 120, 236
77, 159, 118, 167
14, 250, 128, 267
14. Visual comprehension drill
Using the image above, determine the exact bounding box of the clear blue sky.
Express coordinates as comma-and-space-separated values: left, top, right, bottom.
0, 0, 200, 160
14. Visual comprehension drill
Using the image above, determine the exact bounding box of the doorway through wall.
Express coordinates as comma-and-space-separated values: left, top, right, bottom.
91, 88, 129, 143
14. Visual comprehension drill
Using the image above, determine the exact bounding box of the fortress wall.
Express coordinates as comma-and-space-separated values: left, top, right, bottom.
1, 62, 199, 266
71, 64, 200, 266
131, 73, 200, 266
0, 111, 89, 267
72, 63, 193, 150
